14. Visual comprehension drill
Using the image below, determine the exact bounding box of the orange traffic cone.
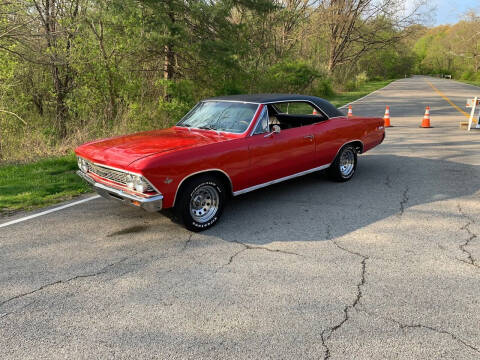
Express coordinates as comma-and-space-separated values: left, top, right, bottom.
420, 106, 432, 128
384, 106, 391, 127
347, 105, 353, 117
313, 108, 318, 115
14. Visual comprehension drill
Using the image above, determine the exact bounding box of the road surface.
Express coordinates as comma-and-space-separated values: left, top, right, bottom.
1, 76, 479, 359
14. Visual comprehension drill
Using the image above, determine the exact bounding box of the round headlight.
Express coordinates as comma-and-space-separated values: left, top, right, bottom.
125, 174, 134, 190
134, 176, 147, 193
77, 157, 82, 170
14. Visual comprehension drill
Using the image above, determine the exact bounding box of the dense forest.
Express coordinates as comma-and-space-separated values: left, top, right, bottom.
0, 1, 478, 162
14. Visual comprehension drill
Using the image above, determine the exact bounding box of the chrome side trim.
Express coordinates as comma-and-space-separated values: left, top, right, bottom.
249, 105, 269, 136
77, 171, 163, 212
333, 139, 364, 159
173, 168, 234, 206
232, 164, 331, 196
202, 100, 261, 105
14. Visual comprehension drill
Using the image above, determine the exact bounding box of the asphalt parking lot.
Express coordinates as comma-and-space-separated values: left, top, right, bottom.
1, 76, 479, 359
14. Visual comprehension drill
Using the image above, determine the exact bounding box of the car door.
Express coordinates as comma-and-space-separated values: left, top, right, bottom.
311, 118, 340, 167
312, 116, 354, 166
246, 104, 316, 187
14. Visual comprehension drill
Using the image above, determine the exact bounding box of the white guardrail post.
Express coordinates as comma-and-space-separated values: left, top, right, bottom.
467, 96, 479, 131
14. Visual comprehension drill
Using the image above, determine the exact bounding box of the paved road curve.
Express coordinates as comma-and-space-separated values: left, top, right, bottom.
1, 76, 479, 359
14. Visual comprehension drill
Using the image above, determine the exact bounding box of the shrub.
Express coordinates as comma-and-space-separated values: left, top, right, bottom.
343, 72, 369, 91
460, 70, 475, 80
355, 72, 368, 88
312, 78, 335, 97
344, 80, 357, 92
264, 61, 320, 93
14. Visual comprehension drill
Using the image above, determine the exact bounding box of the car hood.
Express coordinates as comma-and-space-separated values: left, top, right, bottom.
75, 127, 231, 168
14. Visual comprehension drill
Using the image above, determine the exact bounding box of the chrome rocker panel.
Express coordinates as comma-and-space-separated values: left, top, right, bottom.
77, 171, 163, 212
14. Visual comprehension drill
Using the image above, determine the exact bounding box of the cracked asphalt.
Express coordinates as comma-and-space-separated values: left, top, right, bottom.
1, 76, 479, 359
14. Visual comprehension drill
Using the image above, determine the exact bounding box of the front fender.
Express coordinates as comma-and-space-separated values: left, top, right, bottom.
129, 139, 249, 208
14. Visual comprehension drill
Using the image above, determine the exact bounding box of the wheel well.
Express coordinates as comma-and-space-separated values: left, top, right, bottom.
346, 140, 363, 154
173, 170, 233, 207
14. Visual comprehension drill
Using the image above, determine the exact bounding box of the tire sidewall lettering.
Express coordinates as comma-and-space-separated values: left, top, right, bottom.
191, 216, 218, 229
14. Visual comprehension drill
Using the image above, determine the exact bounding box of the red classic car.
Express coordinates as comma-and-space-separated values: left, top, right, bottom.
76, 94, 385, 231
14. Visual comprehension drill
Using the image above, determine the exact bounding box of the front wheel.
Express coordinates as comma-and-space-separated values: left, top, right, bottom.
328, 145, 357, 182
175, 175, 225, 232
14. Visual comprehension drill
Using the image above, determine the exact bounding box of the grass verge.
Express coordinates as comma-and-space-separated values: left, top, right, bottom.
455, 79, 480, 88
0, 79, 396, 215
326, 79, 394, 108
0, 154, 90, 216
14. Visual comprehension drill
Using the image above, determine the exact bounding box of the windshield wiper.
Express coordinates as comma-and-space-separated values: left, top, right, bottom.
197, 125, 215, 130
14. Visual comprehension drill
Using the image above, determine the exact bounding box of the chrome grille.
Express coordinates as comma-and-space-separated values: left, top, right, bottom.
85, 161, 155, 193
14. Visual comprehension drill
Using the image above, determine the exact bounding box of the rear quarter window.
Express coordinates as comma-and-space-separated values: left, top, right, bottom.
275, 102, 318, 115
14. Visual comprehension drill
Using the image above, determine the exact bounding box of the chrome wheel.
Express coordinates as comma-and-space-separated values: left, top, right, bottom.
189, 185, 220, 223
339, 148, 355, 178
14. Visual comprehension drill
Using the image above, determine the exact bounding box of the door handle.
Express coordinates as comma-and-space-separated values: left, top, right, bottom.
304, 134, 314, 141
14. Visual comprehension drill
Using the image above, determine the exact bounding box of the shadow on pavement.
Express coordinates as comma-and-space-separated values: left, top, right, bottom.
204, 154, 479, 245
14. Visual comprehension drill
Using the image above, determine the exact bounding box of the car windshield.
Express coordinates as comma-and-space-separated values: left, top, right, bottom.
177, 101, 259, 134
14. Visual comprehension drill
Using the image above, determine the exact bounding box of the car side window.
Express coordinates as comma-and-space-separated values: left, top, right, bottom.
253, 106, 269, 135
271, 102, 328, 130
275, 102, 324, 116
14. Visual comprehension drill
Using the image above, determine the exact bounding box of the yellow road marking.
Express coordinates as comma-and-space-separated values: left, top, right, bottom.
425, 80, 470, 118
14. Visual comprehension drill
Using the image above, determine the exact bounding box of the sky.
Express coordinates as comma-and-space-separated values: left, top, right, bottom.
431, 0, 479, 25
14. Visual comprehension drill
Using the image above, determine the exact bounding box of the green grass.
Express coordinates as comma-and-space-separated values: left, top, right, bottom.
455, 79, 480, 88
326, 79, 394, 108
0, 154, 90, 215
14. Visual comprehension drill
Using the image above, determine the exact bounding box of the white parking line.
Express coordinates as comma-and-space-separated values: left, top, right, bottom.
0, 195, 101, 229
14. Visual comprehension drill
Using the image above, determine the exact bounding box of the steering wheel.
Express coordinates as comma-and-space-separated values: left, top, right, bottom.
238, 120, 250, 130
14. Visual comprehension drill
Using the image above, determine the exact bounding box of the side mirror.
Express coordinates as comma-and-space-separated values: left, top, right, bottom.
264, 124, 281, 138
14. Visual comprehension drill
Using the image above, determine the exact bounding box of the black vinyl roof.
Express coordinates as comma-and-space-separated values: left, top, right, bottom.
204, 94, 343, 118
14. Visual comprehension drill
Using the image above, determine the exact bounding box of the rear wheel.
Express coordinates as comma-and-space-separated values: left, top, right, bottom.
328, 145, 357, 182
175, 175, 225, 232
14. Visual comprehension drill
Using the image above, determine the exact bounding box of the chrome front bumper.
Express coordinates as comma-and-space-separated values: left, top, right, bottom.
77, 171, 163, 212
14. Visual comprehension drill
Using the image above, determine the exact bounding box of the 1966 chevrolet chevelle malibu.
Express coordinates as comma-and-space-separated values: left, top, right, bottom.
76, 94, 384, 231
